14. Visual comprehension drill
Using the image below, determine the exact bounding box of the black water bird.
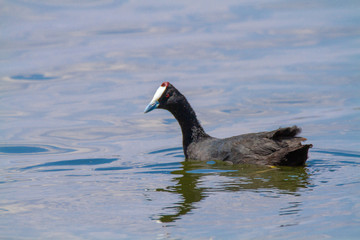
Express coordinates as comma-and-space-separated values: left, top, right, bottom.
144, 82, 312, 166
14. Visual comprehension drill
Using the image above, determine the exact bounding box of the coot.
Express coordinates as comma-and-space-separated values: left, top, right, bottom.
144, 82, 312, 166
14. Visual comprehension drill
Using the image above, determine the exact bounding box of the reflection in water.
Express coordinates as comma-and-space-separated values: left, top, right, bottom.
218, 165, 309, 194
155, 160, 310, 223
156, 162, 207, 223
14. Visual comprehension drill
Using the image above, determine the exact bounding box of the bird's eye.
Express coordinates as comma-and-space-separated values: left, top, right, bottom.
166, 93, 170, 98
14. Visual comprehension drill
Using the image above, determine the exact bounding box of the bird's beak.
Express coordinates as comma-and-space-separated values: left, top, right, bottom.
144, 84, 167, 113
144, 100, 159, 113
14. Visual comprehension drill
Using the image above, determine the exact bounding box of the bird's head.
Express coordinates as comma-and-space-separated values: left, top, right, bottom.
144, 82, 181, 113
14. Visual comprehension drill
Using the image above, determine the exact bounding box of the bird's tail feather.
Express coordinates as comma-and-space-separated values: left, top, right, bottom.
271, 126, 301, 140
278, 144, 313, 166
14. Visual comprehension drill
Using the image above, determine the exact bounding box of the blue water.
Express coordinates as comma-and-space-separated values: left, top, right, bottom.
1, 1, 360, 239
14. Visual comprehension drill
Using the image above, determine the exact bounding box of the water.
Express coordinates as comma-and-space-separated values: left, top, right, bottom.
1, 0, 360, 239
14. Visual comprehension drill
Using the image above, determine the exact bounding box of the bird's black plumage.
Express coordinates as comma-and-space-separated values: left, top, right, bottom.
145, 82, 312, 166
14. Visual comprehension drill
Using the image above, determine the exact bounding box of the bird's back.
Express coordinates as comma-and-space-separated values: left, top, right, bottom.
187, 126, 312, 166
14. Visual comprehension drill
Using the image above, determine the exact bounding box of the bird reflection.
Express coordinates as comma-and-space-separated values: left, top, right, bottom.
156, 162, 207, 223
155, 161, 310, 223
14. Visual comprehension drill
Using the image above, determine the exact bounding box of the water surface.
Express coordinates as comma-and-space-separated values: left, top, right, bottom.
1, 1, 360, 239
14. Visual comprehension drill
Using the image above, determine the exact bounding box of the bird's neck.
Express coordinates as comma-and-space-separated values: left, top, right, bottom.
167, 97, 209, 158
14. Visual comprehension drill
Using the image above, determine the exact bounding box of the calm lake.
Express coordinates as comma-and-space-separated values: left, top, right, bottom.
1, 1, 360, 239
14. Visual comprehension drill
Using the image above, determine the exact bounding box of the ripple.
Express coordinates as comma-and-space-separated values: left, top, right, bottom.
148, 147, 184, 158
95, 166, 133, 171
148, 147, 183, 155
308, 148, 360, 169
312, 149, 360, 159
0, 144, 75, 155
0, 146, 48, 154
138, 162, 182, 174
11, 73, 56, 81
38, 168, 74, 172
95, 27, 146, 35
186, 169, 238, 174
279, 201, 302, 216
20, 158, 119, 171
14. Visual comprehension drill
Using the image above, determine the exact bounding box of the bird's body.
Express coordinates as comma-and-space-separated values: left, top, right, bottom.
187, 127, 311, 166
144, 82, 312, 166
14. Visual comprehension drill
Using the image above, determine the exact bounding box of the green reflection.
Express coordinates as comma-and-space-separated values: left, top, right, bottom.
156, 161, 207, 223
156, 161, 310, 223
